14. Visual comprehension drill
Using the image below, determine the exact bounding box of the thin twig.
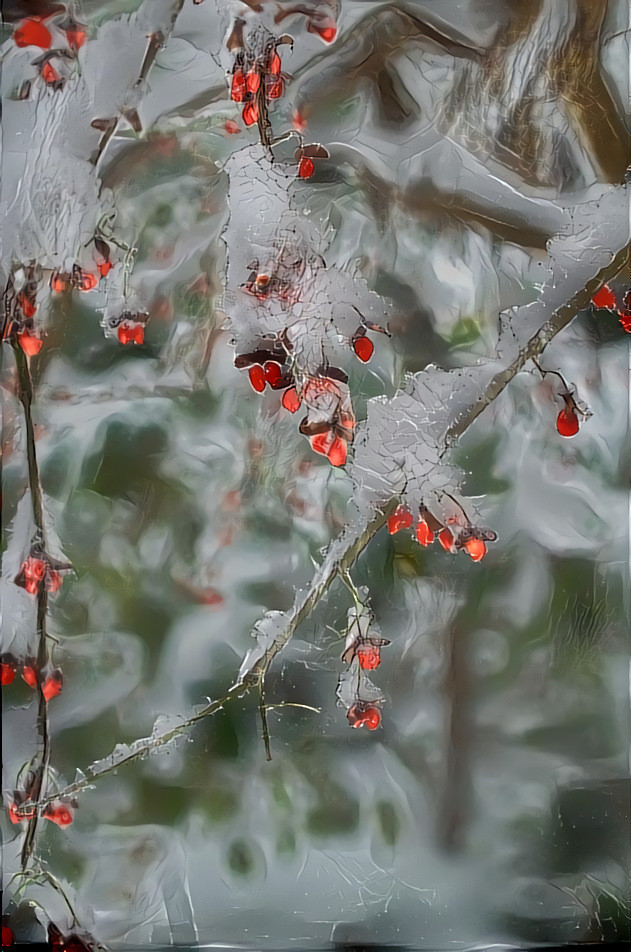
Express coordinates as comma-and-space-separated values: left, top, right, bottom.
259, 678, 273, 762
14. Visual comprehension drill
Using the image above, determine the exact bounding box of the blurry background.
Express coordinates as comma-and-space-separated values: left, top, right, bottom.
1, 0, 629, 947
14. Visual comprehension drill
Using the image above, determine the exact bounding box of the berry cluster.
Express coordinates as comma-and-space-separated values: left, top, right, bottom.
338, 606, 390, 731
388, 502, 497, 562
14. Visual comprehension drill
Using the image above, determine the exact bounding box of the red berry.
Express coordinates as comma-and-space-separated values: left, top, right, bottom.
22, 665, 38, 689
65, 28, 86, 51
98, 260, 113, 277
17, 331, 43, 357
51, 272, 70, 293
464, 537, 486, 562
310, 430, 332, 457
76, 270, 98, 292
248, 365, 266, 392
298, 156, 315, 179
327, 435, 347, 467
2, 924, 14, 946
1, 662, 15, 686
556, 408, 579, 437
265, 76, 284, 100
41, 62, 61, 85
264, 361, 282, 386
438, 527, 454, 551
347, 703, 381, 730
242, 101, 259, 126
245, 70, 260, 94
42, 670, 63, 702
352, 335, 373, 362
14, 18, 51, 49
619, 314, 631, 333
591, 285, 616, 310
44, 803, 74, 828
416, 519, 433, 547
357, 645, 381, 670
387, 505, 413, 535
224, 120, 240, 135
117, 322, 145, 345
281, 387, 301, 413
308, 18, 337, 44
17, 293, 36, 318
230, 70, 246, 102
268, 51, 281, 76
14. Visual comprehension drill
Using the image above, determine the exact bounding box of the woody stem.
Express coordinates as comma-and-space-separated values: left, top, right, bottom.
12, 343, 51, 871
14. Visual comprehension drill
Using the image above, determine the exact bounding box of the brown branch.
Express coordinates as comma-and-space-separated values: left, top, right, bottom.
12, 342, 52, 870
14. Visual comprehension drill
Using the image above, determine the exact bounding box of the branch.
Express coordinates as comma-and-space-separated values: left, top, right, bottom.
12, 343, 52, 870
19, 226, 628, 814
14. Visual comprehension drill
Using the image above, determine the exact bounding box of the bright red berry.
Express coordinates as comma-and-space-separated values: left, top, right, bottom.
76, 271, 98, 292
14, 18, 51, 49
242, 101, 259, 126
268, 51, 281, 76
16, 293, 36, 318
117, 322, 145, 345
416, 519, 433, 547
556, 408, 579, 437
388, 505, 413, 534
224, 120, 240, 135
591, 285, 616, 310
248, 365, 266, 392
308, 18, 337, 44
2, 923, 14, 946
264, 362, 282, 386
298, 156, 315, 179
327, 435, 347, 467
245, 70, 260, 94
1, 663, 15, 686
41, 62, 61, 85
464, 537, 486, 562
352, 335, 373, 362
265, 77, 284, 100
438, 527, 454, 551
356, 645, 381, 670
230, 70, 246, 102
44, 803, 74, 828
42, 670, 63, 702
347, 703, 381, 730
17, 331, 43, 357
281, 387, 301, 413
22, 665, 38, 689
619, 314, 631, 333
65, 27, 86, 51
98, 260, 113, 277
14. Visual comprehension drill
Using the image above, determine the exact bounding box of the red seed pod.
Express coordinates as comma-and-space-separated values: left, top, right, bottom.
245, 70, 261, 94
75, 270, 98, 292
352, 334, 374, 362
416, 519, 434, 547
230, 69, 246, 102
556, 408, 579, 437
16, 293, 37, 318
268, 51, 281, 76
438, 527, 454, 551
298, 156, 315, 179
264, 361, 282, 386
591, 284, 616, 310
117, 322, 145, 346
14, 18, 52, 49
327, 435, 347, 467
265, 76, 284, 100
464, 537, 487, 562
356, 644, 381, 670
22, 665, 39, 689
44, 803, 74, 828
388, 505, 413, 535
347, 703, 381, 730
1, 661, 16, 686
2, 923, 14, 947
42, 669, 63, 702
307, 18, 337, 44
98, 260, 113, 277
248, 365, 266, 392
41, 61, 61, 85
242, 101, 259, 126
282, 387, 301, 413
17, 331, 43, 357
